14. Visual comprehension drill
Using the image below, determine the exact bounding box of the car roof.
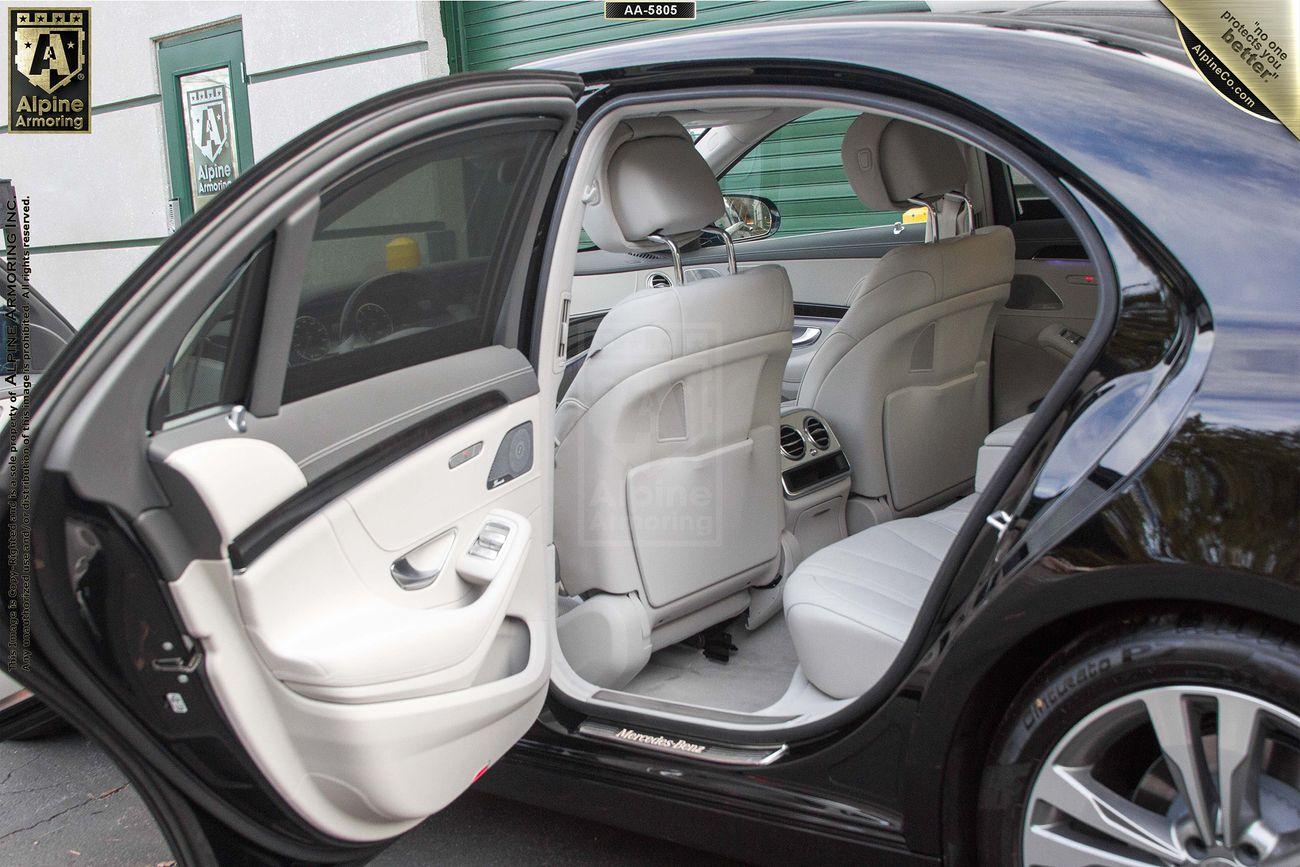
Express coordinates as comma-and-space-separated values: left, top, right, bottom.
525, 5, 1300, 327
524, 2, 1182, 74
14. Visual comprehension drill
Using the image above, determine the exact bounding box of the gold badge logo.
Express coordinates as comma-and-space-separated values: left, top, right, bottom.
8, 8, 91, 133
1162, 1, 1297, 139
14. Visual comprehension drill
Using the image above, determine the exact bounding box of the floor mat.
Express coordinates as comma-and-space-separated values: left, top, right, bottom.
621, 613, 800, 713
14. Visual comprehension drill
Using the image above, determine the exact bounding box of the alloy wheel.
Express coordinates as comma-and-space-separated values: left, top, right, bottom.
1023, 686, 1300, 866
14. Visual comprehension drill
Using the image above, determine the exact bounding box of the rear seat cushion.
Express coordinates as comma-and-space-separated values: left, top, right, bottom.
783, 494, 975, 699
782, 413, 1033, 700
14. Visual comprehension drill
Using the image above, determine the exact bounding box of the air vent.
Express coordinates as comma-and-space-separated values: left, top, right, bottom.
648, 273, 672, 289
779, 425, 805, 460
804, 417, 830, 450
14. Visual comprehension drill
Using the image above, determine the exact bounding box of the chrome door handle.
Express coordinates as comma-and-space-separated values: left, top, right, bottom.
391, 529, 456, 591
791, 326, 822, 347
391, 557, 444, 590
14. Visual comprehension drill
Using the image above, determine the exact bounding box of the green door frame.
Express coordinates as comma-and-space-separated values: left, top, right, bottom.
158, 21, 255, 222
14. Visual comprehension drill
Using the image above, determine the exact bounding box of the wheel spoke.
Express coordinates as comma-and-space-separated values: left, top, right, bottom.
1024, 820, 1167, 867
1143, 690, 1218, 844
1217, 692, 1263, 846
1035, 764, 1183, 861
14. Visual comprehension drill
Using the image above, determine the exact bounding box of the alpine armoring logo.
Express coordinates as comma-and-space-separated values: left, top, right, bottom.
1162, 0, 1297, 139
1178, 20, 1279, 123
8, 7, 91, 133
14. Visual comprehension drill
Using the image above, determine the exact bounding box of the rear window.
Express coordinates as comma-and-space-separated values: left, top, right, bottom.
719, 108, 904, 236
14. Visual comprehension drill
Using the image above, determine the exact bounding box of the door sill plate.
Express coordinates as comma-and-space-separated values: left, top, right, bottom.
577, 720, 787, 766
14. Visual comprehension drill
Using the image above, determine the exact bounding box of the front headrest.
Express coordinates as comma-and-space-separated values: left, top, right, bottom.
583, 117, 724, 255
841, 115, 967, 211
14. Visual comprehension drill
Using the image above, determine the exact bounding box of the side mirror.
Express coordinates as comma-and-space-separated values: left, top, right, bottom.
717, 194, 780, 242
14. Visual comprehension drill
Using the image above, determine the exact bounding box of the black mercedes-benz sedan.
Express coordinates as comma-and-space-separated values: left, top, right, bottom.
4, 5, 1298, 866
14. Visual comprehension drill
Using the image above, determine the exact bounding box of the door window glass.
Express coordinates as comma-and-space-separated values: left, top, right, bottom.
283, 125, 550, 403
156, 241, 272, 425
718, 108, 905, 237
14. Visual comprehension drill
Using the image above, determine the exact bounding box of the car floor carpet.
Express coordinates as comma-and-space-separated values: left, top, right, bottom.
621, 612, 800, 713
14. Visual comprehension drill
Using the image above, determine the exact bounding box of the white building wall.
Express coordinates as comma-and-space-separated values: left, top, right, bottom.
0, 0, 449, 325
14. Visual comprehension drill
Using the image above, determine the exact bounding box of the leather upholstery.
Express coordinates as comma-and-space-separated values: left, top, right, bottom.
801, 114, 1014, 512
582, 117, 724, 255
798, 226, 1014, 509
841, 115, 965, 211
784, 493, 976, 699
783, 415, 1031, 699
878, 120, 968, 205
556, 117, 794, 687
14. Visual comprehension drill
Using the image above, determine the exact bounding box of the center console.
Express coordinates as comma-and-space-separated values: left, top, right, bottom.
778, 408, 851, 560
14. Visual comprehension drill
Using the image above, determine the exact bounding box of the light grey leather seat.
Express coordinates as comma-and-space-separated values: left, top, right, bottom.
555, 118, 794, 689
783, 414, 1031, 699
798, 117, 1014, 525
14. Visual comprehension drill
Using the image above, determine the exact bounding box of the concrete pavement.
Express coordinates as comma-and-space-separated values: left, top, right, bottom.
0, 730, 738, 865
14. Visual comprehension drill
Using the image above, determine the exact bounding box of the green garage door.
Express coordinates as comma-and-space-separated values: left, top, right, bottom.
445, 1, 872, 71
442, 1, 926, 237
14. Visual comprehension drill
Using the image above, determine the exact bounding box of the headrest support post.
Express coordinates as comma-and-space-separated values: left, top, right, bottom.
700, 226, 737, 275
648, 233, 684, 284
943, 192, 975, 236
909, 197, 939, 244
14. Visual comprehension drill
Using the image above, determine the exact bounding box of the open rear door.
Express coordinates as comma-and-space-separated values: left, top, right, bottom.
8, 71, 579, 863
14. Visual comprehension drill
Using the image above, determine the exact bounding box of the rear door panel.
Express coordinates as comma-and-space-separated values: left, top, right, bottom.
165, 391, 547, 839
993, 220, 1100, 424
18, 72, 579, 858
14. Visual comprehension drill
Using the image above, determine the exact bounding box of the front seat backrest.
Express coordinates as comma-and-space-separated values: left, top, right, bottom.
798, 117, 1013, 516
554, 118, 793, 686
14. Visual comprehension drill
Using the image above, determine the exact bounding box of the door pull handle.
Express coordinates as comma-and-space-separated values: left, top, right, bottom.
391, 529, 456, 591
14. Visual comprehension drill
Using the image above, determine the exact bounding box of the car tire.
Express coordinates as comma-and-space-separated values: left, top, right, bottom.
977, 611, 1300, 866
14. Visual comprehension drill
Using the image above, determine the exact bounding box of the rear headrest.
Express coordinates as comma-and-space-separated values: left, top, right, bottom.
583, 117, 724, 255
841, 115, 967, 211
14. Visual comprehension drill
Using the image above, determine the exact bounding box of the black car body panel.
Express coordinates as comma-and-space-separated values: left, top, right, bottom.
6, 10, 1300, 865
489, 12, 1300, 862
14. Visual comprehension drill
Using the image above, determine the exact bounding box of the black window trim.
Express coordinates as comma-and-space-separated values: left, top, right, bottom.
228, 388, 506, 570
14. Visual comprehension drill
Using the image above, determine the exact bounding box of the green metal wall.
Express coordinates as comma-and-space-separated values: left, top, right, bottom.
447, 1, 858, 72
443, 1, 918, 235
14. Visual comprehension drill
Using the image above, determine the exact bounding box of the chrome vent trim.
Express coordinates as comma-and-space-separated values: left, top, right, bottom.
779, 425, 805, 460
804, 417, 830, 450
648, 272, 672, 289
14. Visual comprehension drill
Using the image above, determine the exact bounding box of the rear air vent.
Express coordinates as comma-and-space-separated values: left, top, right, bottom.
779, 425, 805, 460
804, 417, 830, 450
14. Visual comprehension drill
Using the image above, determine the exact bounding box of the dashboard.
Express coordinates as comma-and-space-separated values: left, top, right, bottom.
288, 260, 487, 366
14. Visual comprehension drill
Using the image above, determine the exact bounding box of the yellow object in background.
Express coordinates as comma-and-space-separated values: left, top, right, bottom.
386, 236, 420, 271
901, 206, 928, 224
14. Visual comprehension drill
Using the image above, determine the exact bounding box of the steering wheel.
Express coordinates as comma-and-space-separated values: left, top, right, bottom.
338, 271, 425, 343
